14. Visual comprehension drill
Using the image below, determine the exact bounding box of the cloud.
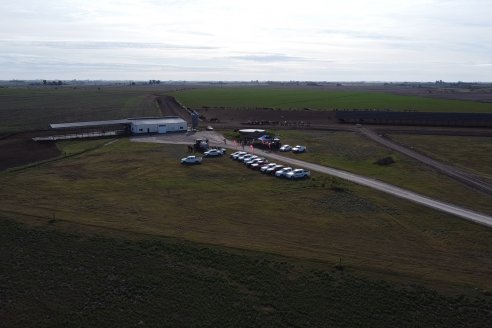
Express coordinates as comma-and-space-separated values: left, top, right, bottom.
227, 54, 307, 62
319, 29, 407, 42
0, 40, 218, 50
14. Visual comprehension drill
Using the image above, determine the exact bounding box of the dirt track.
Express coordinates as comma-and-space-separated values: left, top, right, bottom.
359, 128, 492, 195
155, 95, 192, 121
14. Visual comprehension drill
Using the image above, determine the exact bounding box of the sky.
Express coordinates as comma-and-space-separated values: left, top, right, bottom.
1, 0, 491, 81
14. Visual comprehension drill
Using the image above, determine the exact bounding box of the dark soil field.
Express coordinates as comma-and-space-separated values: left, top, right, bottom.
199, 106, 337, 127
0, 132, 60, 170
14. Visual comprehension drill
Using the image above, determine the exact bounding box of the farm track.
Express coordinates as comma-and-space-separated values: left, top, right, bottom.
358, 128, 492, 195
155, 95, 192, 121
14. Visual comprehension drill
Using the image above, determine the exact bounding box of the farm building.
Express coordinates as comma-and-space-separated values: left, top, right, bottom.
45, 116, 187, 140
129, 117, 187, 134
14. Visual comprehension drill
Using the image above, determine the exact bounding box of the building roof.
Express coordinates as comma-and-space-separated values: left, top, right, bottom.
50, 119, 129, 129
50, 116, 186, 129
239, 129, 266, 134
131, 117, 186, 125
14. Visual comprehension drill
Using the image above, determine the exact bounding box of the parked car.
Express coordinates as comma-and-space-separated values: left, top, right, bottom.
204, 149, 223, 157
275, 167, 293, 178
235, 152, 250, 161
237, 153, 252, 161
250, 160, 268, 170
266, 164, 284, 175
279, 144, 292, 152
245, 157, 264, 167
242, 154, 258, 162
260, 163, 277, 173
181, 155, 202, 164
231, 151, 246, 159
292, 145, 306, 153
286, 168, 311, 179
206, 126, 214, 131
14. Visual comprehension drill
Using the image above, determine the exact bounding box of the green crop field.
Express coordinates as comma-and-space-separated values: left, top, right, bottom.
0, 87, 163, 133
1, 139, 491, 292
169, 87, 492, 113
267, 130, 492, 215
3, 218, 491, 327
388, 134, 492, 182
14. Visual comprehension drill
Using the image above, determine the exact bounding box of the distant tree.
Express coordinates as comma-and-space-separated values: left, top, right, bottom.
57, 80, 62, 85
43, 80, 47, 85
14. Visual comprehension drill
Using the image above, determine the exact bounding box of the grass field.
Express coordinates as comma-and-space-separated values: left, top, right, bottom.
388, 134, 492, 182
267, 130, 492, 215
1, 139, 492, 292
169, 87, 492, 113
0, 87, 163, 133
2, 218, 492, 328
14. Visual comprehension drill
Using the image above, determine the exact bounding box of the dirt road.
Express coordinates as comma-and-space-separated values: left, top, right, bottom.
358, 128, 492, 195
132, 132, 492, 228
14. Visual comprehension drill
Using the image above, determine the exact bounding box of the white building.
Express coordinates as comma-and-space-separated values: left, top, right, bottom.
130, 117, 187, 134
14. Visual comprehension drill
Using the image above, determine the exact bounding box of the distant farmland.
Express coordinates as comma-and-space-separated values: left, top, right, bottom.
169, 88, 492, 113
0, 87, 163, 133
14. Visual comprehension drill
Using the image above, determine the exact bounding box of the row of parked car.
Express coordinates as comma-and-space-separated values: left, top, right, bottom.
181, 147, 228, 164
230, 151, 311, 179
279, 144, 306, 153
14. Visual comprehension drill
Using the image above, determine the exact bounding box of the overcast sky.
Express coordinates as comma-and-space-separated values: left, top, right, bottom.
1, 0, 491, 81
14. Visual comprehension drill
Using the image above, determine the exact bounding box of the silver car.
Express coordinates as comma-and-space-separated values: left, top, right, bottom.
275, 167, 293, 178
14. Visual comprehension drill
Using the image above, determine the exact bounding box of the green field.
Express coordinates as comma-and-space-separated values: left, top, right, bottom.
169, 87, 492, 112
267, 130, 492, 215
388, 134, 492, 182
2, 218, 491, 328
2, 139, 491, 291
0, 87, 163, 133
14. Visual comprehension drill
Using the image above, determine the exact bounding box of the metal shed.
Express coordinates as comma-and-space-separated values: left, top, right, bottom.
129, 117, 187, 134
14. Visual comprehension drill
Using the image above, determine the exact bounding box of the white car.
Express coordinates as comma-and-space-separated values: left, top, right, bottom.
234, 152, 249, 160
237, 153, 252, 161
204, 149, 224, 157
279, 144, 292, 152
245, 157, 263, 166
275, 167, 293, 178
242, 155, 258, 163
251, 160, 268, 170
266, 164, 284, 175
181, 155, 202, 164
260, 163, 277, 173
286, 168, 310, 179
230, 151, 246, 159
292, 145, 306, 153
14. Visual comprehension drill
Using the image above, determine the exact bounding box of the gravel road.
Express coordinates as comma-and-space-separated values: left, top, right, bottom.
131, 132, 492, 228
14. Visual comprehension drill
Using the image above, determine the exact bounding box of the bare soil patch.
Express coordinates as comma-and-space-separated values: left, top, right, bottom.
0, 132, 60, 170
197, 107, 337, 127
155, 95, 192, 121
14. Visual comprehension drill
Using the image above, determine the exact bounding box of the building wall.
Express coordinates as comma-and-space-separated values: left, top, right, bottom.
132, 123, 158, 134
131, 122, 187, 134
